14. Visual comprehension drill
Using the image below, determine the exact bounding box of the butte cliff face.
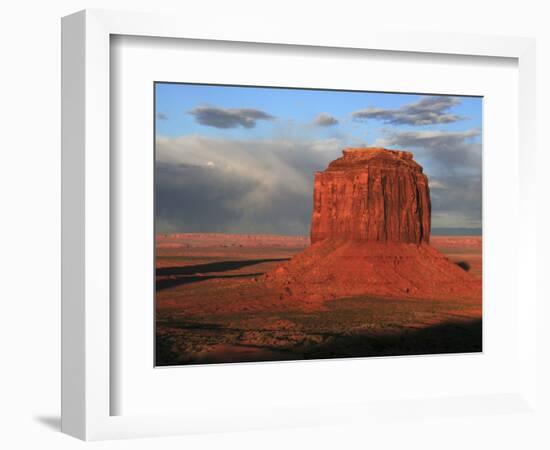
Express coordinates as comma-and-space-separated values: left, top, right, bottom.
311, 148, 431, 245
265, 147, 481, 302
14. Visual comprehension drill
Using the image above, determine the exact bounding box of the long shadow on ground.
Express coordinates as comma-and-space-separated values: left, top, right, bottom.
157, 258, 289, 276
156, 272, 264, 290
156, 258, 289, 291
304, 318, 482, 360
156, 319, 482, 366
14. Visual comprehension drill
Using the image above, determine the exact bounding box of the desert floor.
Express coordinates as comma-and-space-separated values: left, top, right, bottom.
155, 234, 482, 366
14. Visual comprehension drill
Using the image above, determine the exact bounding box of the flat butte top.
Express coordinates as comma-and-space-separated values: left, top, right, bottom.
325, 147, 424, 173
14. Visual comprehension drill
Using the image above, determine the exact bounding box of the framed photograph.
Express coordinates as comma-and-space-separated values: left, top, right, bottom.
62, 9, 537, 440
153, 83, 484, 367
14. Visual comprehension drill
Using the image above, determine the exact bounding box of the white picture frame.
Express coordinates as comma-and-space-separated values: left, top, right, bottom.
61, 9, 537, 441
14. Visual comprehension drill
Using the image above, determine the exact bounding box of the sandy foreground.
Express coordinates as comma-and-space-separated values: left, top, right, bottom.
155, 233, 482, 366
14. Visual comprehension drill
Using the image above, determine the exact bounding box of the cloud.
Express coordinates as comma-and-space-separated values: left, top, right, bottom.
156, 112, 168, 120
429, 178, 447, 189
313, 112, 339, 126
155, 135, 343, 234
430, 175, 482, 228
352, 96, 464, 126
376, 128, 480, 147
189, 106, 274, 129
374, 129, 481, 173
155, 126, 483, 235
374, 128, 482, 228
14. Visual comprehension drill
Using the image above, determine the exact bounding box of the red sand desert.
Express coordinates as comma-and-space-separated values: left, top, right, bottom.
156, 148, 482, 365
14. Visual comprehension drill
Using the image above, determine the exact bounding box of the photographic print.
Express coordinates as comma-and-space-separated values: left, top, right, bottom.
155, 83, 482, 366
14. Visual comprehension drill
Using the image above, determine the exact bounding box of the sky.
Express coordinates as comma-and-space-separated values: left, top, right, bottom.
155, 83, 482, 236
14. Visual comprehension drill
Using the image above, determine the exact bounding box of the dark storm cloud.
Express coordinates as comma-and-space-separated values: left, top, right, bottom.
313, 112, 339, 127
156, 161, 259, 232
376, 129, 481, 173
375, 128, 482, 228
189, 106, 275, 129
156, 126, 482, 234
156, 112, 168, 120
352, 96, 464, 126
155, 135, 343, 234
428, 175, 482, 228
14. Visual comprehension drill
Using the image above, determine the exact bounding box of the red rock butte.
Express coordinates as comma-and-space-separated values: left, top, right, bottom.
265, 147, 481, 301
311, 147, 431, 245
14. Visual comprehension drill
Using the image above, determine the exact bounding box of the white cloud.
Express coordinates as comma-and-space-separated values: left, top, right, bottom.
429, 179, 447, 189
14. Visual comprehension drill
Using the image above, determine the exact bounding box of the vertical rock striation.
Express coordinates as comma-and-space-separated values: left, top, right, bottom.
311, 148, 431, 244
265, 148, 481, 302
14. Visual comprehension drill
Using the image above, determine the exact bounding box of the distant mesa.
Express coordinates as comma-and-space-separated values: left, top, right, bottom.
265, 147, 481, 301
